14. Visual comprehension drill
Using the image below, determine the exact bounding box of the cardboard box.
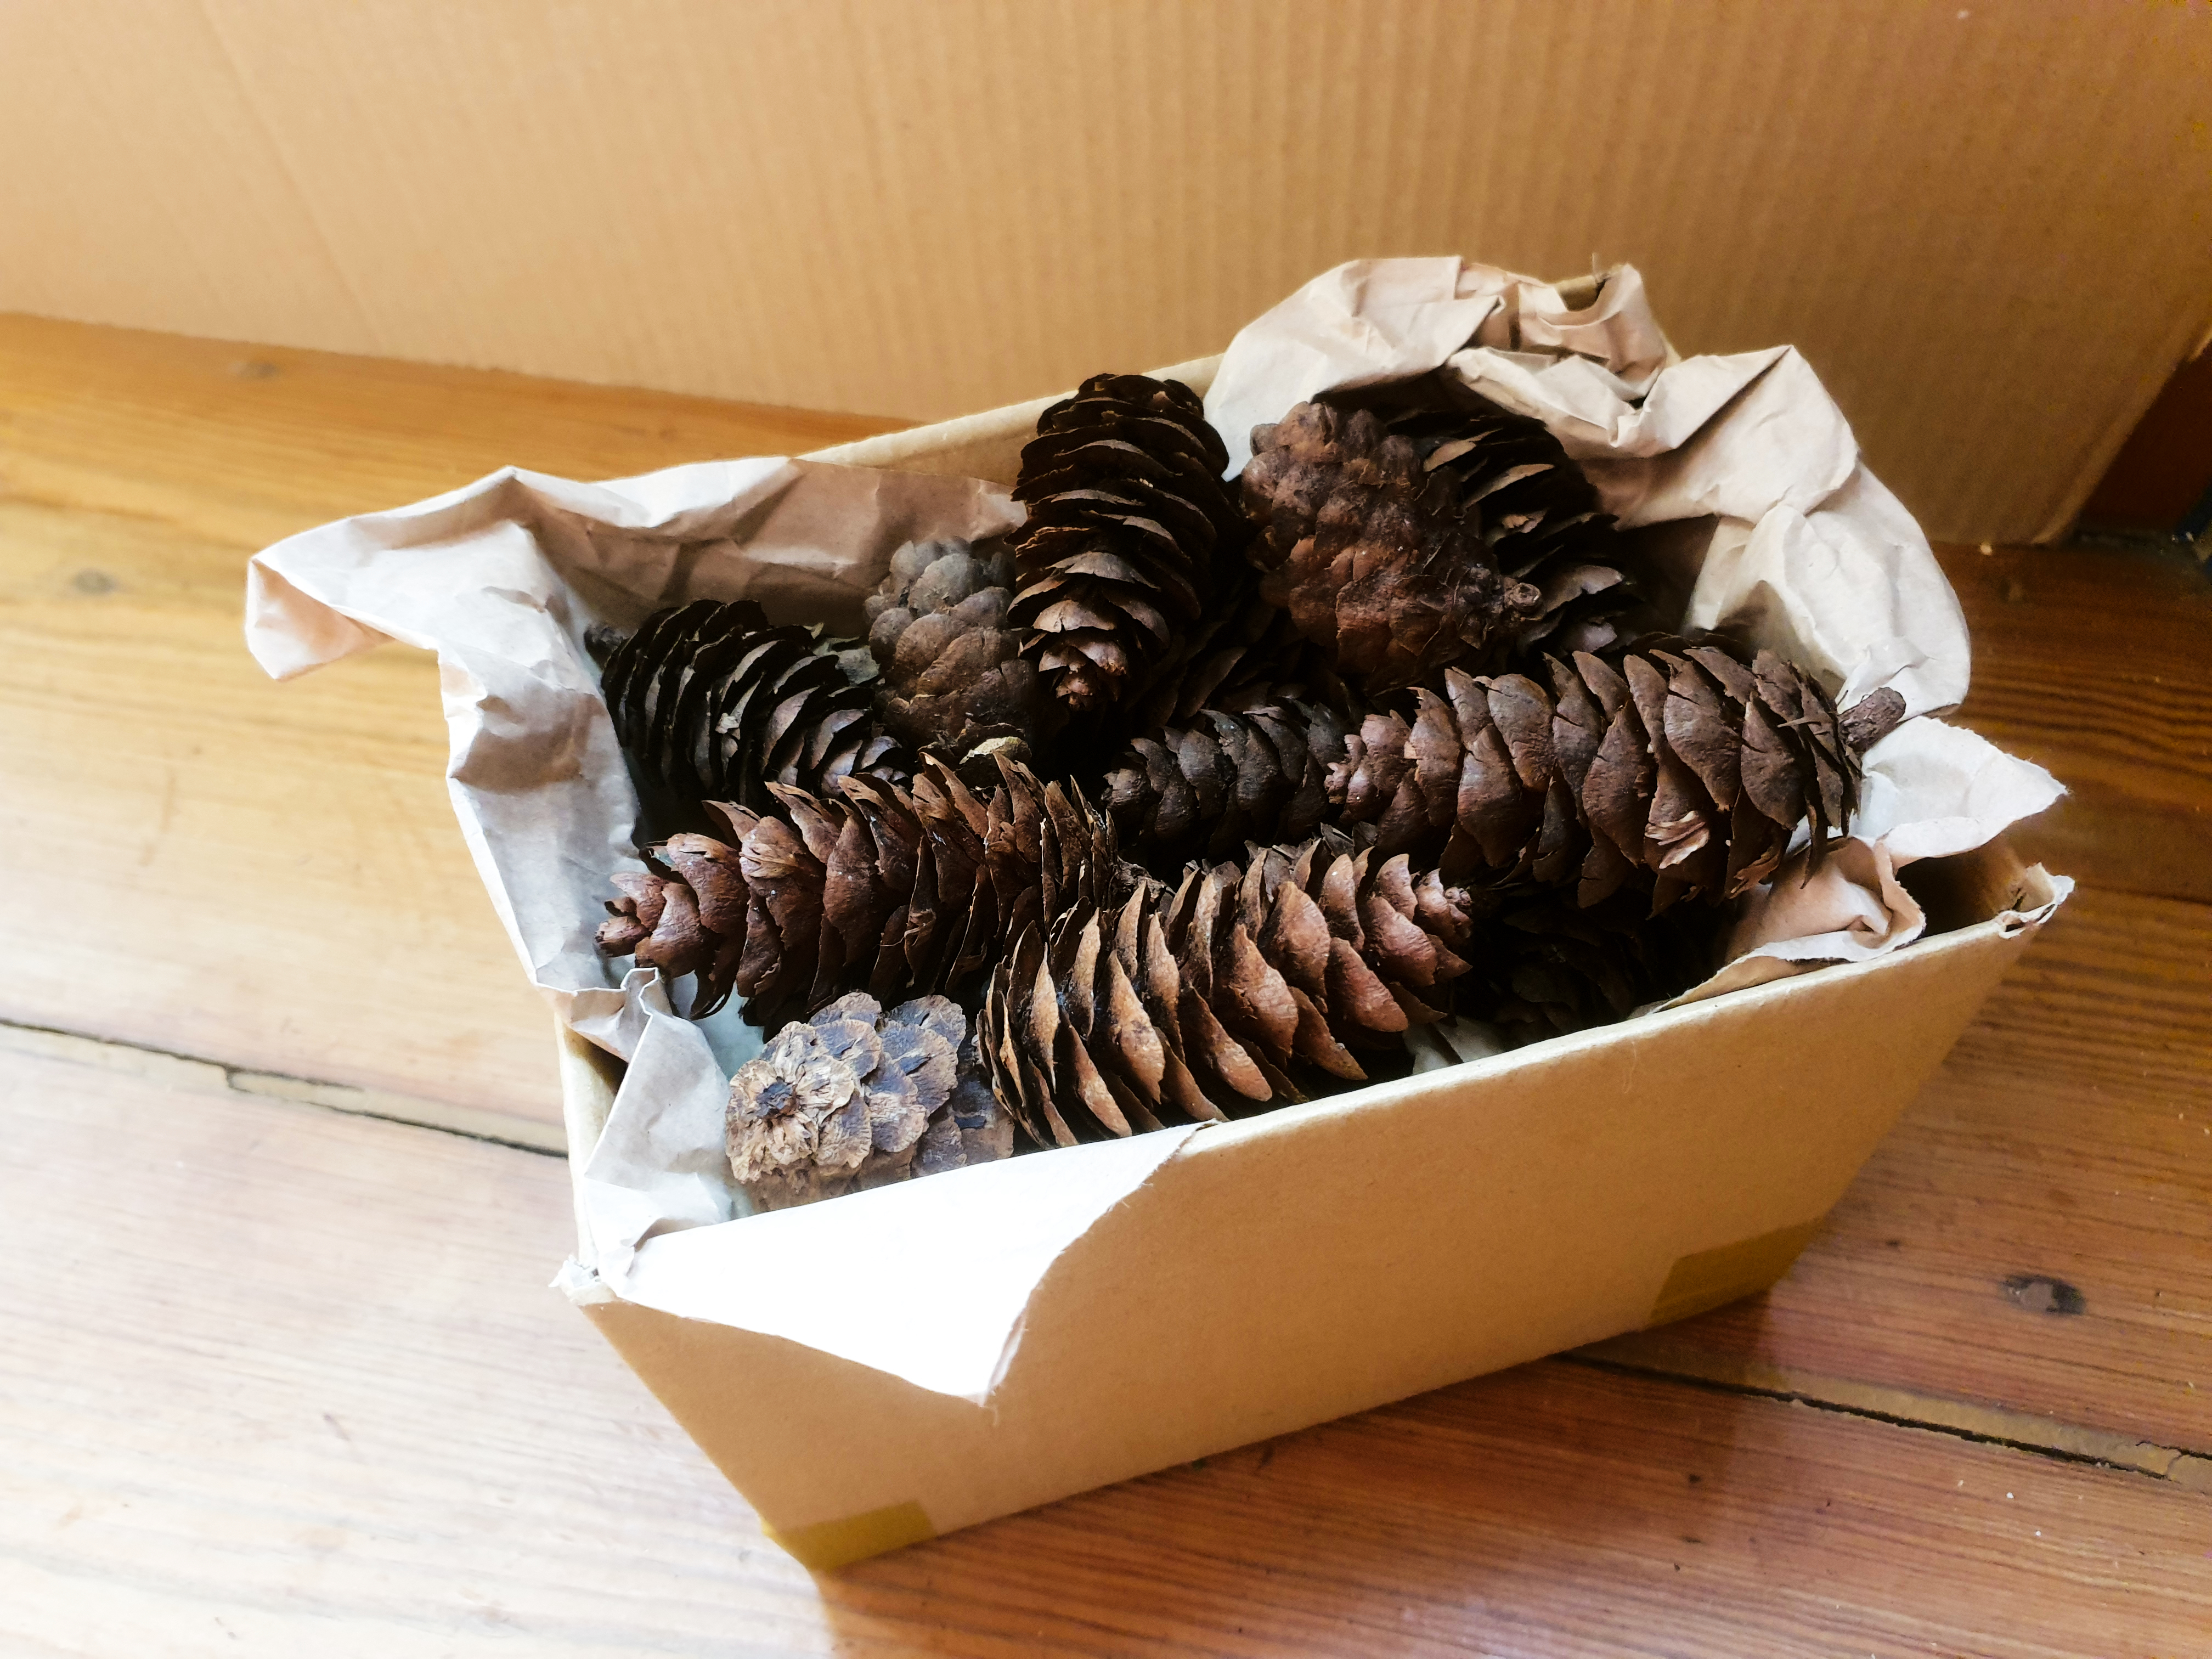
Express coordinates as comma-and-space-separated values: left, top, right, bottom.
4, 4, 2209, 545
546, 364, 2067, 1570
562, 854, 2058, 1572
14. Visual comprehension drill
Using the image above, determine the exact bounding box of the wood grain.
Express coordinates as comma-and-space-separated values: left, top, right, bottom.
0, 313, 900, 1123
1622, 880, 2212, 1455
1936, 539, 2212, 905
6, 1043, 2208, 1658
0, 312, 902, 552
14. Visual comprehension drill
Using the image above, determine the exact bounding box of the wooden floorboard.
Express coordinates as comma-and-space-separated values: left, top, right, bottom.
1937, 538, 2212, 905
0, 312, 901, 553
0, 313, 900, 1124
1616, 882, 2212, 1457
5, 1045, 2207, 1659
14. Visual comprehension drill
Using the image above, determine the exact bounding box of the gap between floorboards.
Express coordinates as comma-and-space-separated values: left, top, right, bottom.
1572, 1339, 2212, 1491
0, 1015, 567, 1154
10, 1012, 2203, 1493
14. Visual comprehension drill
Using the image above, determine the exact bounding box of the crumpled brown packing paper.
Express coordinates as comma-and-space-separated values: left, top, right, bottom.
247, 259, 2064, 1403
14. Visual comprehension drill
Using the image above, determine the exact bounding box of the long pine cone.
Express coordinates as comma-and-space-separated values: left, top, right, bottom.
982, 828, 1479, 1148
596, 757, 1093, 1023
1008, 374, 1245, 712
1335, 642, 1907, 909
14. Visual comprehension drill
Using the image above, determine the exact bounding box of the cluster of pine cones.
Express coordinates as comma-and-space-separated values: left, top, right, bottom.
590, 370, 1907, 1209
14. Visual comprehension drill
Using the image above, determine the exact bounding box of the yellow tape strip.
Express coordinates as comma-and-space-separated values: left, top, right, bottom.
763, 1500, 936, 1571
1646, 1218, 1824, 1328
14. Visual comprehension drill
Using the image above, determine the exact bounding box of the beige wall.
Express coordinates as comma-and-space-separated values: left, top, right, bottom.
3, 1, 2206, 543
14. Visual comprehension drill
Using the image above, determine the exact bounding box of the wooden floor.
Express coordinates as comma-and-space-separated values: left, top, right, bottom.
3, 313, 2207, 1657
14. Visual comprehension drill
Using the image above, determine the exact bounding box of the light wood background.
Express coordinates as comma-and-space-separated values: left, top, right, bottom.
2, 312, 2208, 1655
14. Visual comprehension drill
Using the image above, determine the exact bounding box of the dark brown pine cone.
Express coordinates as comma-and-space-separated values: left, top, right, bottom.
864, 538, 1058, 769
1332, 641, 1909, 910
596, 758, 1085, 1027
1103, 698, 1360, 870
596, 600, 911, 821
725, 992, 1012, 1210
1007, 374, 1245, 713
599, 752, 1485, 1141
981, 828, 1480, 1148
1111, 566, 1346, 737
1238, 383, 1638, 691
1471, 892, 1724, 1041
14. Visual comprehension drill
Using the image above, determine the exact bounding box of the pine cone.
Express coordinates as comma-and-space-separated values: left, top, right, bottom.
1332, 641, 1909, 910
1112, 566, 1346, 737
865, 538, 1057, 767
1103, 698, 1359, 870
597, 600, 911, 820
1008, 374, 1245, 712
1325, 377, 1641, 661
726, 992, 1011, 1211
596, 758, 1084, 1026
1470, 891, 1724, 1042
602, 748, 1496, 1153
982, 829, 1480, 1148
1238, 387, 1637, 691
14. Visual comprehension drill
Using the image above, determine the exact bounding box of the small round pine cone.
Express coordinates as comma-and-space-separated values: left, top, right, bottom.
865, 538, 1056, 767
725, 991, 1009, 1210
